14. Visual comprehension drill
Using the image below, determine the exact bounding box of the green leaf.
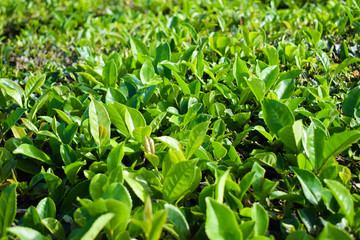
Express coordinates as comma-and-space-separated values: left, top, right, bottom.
278, 120, 303, 152
60, 144, 76, 165
124, 107, 146, 136
154, 42, 171, 71
239, 171, 256, 200
274, 78, 295, 100
185, 121, 210, 159
37, 197, 56, 219
0, 78, 23, 107
315, 49, 331, 74
23, 206, 44, 233
3, 108, 27, 135
332, 57, 360, 79
72, 213, 114, 240
215, 169, 229, 203
217, 15, 226, 32
21, 117, 38, 133
0, 183, 17, 237
103, 200, 130, 238
181, 23, 198, 43
103, 59, 118, 88
124, 172, 147, 202
205, 197, 242, 240
140, 60, 155, 85
7, 226, 50, 240
262, 98, 295, 135
324, 179, 354, 226
107, 102, 129, 136
89, 174, 108, 201
322, 131, 360, 167
107, 142, 125, 171
77, 72, 104, 87
173, 72, 191, 95
342, 86, 360, 117
165, 204, 190, 239
286, 230, 314, 240
246, 77, 265, 102
89, 99, 111, 146
42, 218, 66, 240
163, 160, 197, 203
156, 136, 183, 152
130, 37, 149, 59
251, 203, 268, 236
317, 221, 353, 240
290, 167, 322, 205
25, 74, 46, 98
303, 123, 326, 171
148, 210, 168, 240
259, 65, 279, 92
64, 161, 86, 185
13, 144, 53, 165
103, 183, 132, 212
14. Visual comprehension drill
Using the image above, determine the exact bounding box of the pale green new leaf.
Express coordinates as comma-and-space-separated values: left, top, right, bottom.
205, 197, 242, 240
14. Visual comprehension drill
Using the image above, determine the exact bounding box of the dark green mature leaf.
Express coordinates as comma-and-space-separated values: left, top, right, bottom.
0, 183, 17, 237
205, 197, 242, 240
262, 98, 294, 135
23, 206, 44, 233
286, 230, 314, 240
342, 86, 360, 117
290, 167, 322, 205
163, 160, 197, 203
13, 144, 53, 165
324, 179, 354, 226
185, 121, 210, 159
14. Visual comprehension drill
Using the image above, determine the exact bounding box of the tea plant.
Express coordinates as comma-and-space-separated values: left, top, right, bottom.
1, 0, 360, 239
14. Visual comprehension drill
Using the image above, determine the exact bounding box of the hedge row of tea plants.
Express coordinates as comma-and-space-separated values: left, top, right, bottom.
1, 0, 360, 239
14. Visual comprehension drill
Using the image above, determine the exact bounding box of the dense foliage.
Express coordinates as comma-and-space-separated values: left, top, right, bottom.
1, 0, 360, 239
